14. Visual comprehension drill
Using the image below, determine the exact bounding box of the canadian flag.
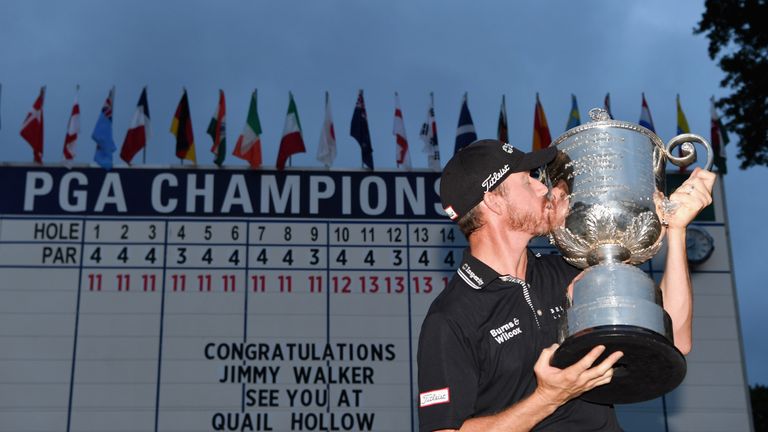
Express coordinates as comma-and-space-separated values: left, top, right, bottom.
393, 92, 411, 169
20, 86, 46, 163
63, 87, 80, 161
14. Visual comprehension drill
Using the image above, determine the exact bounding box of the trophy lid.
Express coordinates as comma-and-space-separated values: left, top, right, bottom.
551, 107, 665, 150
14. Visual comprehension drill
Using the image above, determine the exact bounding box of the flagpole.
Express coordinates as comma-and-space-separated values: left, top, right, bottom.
395, 91, 400, 170
73, 84, 80, 168
325, 89, 329, 168
289, 90, 293, 169
430, 91, 436, 169
325, 90, 330, 170
179, 86, 186, 166
675, 93, 688, 174
499, 94, 507, 143
360, 89, 365, 170
141, 86, 147, 165
40, 85, 46, 165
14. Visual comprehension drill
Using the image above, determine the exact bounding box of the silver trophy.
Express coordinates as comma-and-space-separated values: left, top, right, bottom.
545, 108, 713, 404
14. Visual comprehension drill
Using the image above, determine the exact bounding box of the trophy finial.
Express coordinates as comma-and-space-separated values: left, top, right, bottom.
588, 108, 610, 122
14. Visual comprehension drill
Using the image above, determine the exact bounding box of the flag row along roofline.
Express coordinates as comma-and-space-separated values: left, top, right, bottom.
7, 85, 729, 174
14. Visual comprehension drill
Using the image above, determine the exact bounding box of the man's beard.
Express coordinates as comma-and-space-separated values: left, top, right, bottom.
505, 202, 550, 236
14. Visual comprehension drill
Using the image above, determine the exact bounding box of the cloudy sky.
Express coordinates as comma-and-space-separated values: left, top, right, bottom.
1, 0, 766, 385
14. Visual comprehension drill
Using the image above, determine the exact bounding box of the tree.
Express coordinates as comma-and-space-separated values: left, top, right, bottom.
751, 384, 767, 431
695, 0, 768, 169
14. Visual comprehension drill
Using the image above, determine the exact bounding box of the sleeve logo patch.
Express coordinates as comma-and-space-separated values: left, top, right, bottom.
419, 387, 450, 407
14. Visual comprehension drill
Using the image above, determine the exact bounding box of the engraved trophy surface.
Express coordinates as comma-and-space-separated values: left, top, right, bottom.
545, 108, 713, 404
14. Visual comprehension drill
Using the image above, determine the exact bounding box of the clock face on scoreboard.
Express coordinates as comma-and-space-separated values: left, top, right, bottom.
685, 225, 715, 265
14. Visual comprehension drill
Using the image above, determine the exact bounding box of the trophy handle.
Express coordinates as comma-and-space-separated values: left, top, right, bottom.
664, 133, 714, 171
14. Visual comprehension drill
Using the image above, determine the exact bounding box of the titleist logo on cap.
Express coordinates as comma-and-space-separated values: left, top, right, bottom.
482, 164, 510, 192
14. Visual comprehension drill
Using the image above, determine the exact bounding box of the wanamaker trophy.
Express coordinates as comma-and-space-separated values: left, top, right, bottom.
544, 108, 713, 404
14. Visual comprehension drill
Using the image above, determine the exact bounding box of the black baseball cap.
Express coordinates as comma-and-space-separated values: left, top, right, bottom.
440, 139, 557, 220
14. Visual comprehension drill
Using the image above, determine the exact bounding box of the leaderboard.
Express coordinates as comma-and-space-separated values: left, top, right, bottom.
0, 166, 468, 432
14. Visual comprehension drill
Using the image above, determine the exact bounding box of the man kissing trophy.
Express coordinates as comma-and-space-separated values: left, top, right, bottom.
544, 108, 713, 404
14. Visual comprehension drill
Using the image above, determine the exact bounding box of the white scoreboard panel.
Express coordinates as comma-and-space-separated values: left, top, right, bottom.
0, 167, 753, 432
0, 166, 460, 432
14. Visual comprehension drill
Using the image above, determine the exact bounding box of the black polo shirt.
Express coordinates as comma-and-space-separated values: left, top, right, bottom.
417, 248, 621, 431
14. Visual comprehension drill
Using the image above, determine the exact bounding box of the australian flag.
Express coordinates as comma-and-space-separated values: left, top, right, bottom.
93, 86, 116, 170
454, 92, 477, 154
351, 90, 374, 169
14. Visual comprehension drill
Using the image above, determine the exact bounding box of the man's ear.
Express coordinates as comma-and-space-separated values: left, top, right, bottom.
482, 191, 504, 216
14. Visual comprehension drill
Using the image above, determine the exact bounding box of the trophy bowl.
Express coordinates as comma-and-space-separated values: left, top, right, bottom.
545, 108, 713, 404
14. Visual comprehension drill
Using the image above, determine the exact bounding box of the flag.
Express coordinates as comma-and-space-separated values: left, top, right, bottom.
566, 94, 581, 130
20, 86, 45, 163
350, 89, 374, 170
454, 92, 477, 154
419, 92, 441, 171
316, 91, 336, 167
92, 86, 116, 170
497, 95, 509, 143
63, 86, 80, 161
233, 90, 263, 168
120, 87, 151, 165
676, 94, 691, 135
393, 92, 411, 170
639, 93, 656, 132
532, 93, 552, 151
170, 89, 196, 163
710, 96, 729, 174
276, 91, 305, 170
604, 93, 614, 119
207, 89, 226, 166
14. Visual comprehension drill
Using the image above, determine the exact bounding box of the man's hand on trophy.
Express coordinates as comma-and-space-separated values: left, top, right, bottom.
666, 168, 716, 229
533, 344, 624, 407
657, 167, 716, 230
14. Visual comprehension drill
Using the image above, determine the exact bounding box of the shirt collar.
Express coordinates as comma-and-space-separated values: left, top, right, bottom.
458, 248, 533, 290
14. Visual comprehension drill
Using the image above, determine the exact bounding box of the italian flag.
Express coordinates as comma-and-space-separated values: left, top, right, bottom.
276, 91, 305, 170
232, 90, 263, 168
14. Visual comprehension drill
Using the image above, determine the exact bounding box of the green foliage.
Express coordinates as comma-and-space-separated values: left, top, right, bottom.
752, 384, 767, 431
695, 0, 768, 169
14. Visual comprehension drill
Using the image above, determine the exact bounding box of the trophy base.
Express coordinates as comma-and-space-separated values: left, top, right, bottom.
550, 325, 686, 404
